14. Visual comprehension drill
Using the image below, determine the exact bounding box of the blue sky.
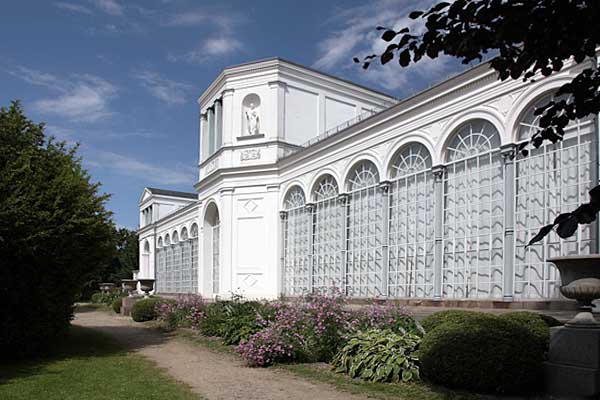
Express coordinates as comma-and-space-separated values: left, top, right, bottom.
0, 0, 466, 229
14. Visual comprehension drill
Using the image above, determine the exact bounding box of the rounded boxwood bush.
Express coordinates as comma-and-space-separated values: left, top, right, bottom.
420, 310, 494, 333
499, 311, 551, 347
90, 292, 104, 304
131, 298, 161, 322
112, 297, 123, 314
419, 318, 544, 394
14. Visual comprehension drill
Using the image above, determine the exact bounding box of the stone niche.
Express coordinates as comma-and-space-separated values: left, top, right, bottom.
242, 93, 261, 137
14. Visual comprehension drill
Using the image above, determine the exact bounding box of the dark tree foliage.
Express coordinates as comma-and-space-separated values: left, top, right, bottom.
357, 0, 600, 245
80, 227, 139, 299
0, 101, 115, 357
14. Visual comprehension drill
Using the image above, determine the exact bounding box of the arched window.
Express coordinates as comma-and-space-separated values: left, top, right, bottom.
181, 227, 189, 241
164, 234, 170, 246
190, 223, 199, 238
157, 237, 163, 247
388, 144, 435, 297
346, 160, 384, 297
443, 119, 504, 299
514, 93, 597, 298
204, 203, 220, 295
143, 240, 150, 253
282, 186, 310, 296
172, 231, 179, 244
311, 175, 344, 294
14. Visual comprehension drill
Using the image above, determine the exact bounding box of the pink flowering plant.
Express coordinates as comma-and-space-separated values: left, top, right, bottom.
351, 301, 424, 336
237, 291, 354, 366
155, 294, 206, 331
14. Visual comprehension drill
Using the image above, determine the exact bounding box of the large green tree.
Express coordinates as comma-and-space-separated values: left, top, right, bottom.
358, 0, 600, 244
0, 101, 115, 357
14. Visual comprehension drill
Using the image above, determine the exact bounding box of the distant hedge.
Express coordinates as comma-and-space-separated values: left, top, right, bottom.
132, 299, 161, 322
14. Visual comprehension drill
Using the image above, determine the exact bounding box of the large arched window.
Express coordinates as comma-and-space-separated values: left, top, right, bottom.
514, 93, 597, 298
311, 175, 344, 294
171, 231, 182, 293
204, 203, 220, 295
346, 160, 384, 297
443, 119, 504, 299
388, 144, 435, 297
180, 227, 192, 293
190, 223, 199, 293
282, 186, 309, 295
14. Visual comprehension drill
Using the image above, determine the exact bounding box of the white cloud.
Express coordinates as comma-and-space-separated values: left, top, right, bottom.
9, 66, 118, 122
314, 0, 459, 95
162, 11, 207, 27
33, 75, 117, 122
133, 69, 193, 105
87, 150, 195, 186
93, 0, 123, 16
54, 2, 93, 14
168, 36, 242, 65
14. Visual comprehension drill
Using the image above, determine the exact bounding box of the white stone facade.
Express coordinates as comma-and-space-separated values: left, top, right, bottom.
138, 57, 598, 301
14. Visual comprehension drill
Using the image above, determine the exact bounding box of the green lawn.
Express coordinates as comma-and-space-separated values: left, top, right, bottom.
0, 326, 199, 400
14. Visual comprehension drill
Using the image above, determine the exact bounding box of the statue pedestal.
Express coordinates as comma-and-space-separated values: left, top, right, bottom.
121, 296, 140, 317
545, 325, 600, 398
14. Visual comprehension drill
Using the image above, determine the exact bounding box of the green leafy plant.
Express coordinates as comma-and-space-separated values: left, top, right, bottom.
111, 297, 124, 313
131, 298, 161, 322
332, 329, 421, 383
219, 301, 268, 345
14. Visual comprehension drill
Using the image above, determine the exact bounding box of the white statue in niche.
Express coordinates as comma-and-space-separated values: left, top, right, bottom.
245, 103, 260, 135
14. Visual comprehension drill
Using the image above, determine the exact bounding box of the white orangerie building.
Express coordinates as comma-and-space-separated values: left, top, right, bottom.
138, 57, 598, 305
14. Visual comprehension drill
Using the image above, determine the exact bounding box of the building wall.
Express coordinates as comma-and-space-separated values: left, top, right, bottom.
141, 58, 599, 301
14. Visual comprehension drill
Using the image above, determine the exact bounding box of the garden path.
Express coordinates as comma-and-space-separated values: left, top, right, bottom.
73, 308, 369, 400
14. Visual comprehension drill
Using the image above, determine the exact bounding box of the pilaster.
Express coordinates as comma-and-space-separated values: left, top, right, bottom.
214, 98, 223, 150
432, 165, 445, 299
501, 144, 517, 300
305, 202, 316, 292
221, 89, 235, 146
378, 181, 392, 297
338, 193, 350, 295
268, 80, 286, 140
219, 188, 235, 295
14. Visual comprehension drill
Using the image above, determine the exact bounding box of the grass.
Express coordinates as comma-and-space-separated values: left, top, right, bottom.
277, 363, 479, 400
0, 325, 199, 400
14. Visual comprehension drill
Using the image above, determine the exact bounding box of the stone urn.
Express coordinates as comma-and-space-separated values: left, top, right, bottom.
99, 282, 115, 293
121, 279, 138, 297
549, 255, 600, 328
138, 278, 155, 299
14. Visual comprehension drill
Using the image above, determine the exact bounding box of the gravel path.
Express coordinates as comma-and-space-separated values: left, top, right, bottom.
73, 307, 369, 400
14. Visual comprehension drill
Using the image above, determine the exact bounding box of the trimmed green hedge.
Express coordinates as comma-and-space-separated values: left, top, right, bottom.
419, 317, 544, 394
499, 311, 553, 347
419, 309, 495, 333
131, 298, 161, 322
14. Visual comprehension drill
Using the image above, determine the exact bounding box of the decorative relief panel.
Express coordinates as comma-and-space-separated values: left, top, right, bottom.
205, 159, 218, 173
241, 149, 261, 161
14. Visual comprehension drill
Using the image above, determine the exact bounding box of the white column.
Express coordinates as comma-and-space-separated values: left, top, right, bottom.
220, 188, 235, 296
207, 106, 215, 156
501, 144, 517, 300
214, 98, 223, 150
432, 165, 445, 299
221, 89, 235, 146
200, 113, 208, 163
268, 80, 286, 139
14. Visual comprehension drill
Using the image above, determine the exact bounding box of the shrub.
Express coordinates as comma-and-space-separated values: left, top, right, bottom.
155, 295, 203, 331
0, 102, 115, 358
131, 298, 161, 322
219, 300, 271, 345
499, 311, 550, 347
112, 297, 124, 313
419, 317, 545, 394
419, 309, 494, 333
350, 302, 423, 336
332, 329, 421, 383
198, 301, 229, 336
91, 292, 104, 304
